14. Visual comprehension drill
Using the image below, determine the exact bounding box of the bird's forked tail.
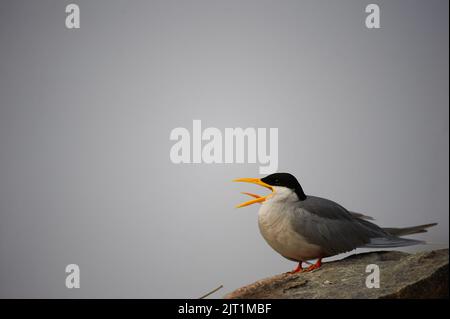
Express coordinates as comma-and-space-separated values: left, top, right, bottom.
363, 223, 438, 248
382, 223, 437, 237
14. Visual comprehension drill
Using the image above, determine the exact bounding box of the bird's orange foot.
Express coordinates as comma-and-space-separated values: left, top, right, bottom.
288, 262, 304, 274
302, 258, 322, 272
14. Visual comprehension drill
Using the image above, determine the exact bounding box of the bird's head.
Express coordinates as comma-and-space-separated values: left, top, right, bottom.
233, 172, 307, 208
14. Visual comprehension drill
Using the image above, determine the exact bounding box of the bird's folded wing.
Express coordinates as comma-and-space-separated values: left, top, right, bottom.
291, 196, 389, 256
349, 211, 375, 220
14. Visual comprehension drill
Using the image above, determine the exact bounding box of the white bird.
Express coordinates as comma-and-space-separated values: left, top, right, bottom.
234, 173, 437, 273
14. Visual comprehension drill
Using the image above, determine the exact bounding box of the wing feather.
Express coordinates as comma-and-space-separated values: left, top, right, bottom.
290, 196, 390, 256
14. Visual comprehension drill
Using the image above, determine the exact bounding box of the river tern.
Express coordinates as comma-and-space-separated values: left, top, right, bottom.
234, 173, 437, 273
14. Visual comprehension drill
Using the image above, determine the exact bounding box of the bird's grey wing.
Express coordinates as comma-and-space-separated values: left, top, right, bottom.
290, 196, 389, 256
349, 211, 375, 220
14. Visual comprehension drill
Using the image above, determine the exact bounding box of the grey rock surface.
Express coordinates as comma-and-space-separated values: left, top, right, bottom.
224, 249, 449, 299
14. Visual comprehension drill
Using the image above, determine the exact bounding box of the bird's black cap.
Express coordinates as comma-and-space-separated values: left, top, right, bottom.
261, 173, 307, 201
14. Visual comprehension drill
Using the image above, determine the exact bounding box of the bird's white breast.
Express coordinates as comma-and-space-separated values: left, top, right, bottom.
257, 187, 323, 261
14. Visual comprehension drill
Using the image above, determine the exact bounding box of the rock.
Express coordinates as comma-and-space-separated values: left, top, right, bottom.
224, 249, 449, 299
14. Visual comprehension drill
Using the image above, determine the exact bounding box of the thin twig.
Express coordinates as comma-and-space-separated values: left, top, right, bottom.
198, 285, 224, 299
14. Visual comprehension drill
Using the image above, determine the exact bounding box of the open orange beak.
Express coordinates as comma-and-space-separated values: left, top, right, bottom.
233, 178, 274, 208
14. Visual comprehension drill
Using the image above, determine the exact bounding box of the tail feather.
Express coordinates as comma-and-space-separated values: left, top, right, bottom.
382, 223, 437, 237
364, 236, 425, 248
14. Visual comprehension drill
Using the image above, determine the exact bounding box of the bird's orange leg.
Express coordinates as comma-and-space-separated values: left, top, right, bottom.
303, 258, 322, 272
289, 261, 304, 274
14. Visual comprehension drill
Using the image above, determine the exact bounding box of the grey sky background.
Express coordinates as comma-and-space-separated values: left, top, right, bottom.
0, 0, 448, 298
